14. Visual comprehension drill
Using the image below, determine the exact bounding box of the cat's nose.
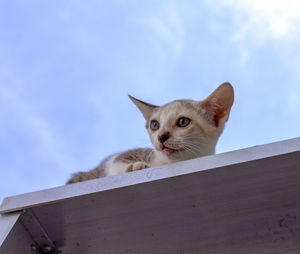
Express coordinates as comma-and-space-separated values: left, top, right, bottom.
158, 132, 170, 144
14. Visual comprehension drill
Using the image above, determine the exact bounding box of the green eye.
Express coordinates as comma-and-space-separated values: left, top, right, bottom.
150, 120, 160, 130
177, 117, 191, 127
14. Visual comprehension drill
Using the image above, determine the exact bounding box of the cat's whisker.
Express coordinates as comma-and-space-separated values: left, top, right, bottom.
67, 82, 234, 183
182, 142, 208, 157
183, 143, 200, 155
181, 145, 201, 158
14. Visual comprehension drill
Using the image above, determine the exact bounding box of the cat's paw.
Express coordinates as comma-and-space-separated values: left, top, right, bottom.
125, 162, 150, 172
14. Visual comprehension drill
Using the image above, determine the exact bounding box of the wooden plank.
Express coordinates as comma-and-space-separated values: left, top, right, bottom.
0, 213, 20, 246
0, 137, 300, 253
0, 212, 34, 254
27, 150, 300, 253
0, 137, 300, 214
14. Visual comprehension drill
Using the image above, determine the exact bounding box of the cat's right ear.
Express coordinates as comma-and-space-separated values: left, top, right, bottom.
128, 95, 158, 120
200, 82, 234, 128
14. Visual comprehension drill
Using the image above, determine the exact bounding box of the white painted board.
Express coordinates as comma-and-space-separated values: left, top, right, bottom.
0, 137, 300, 253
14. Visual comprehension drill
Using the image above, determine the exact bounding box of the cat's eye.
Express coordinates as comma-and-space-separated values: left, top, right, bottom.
177, 117, 191, 127
150, 120, 160, 130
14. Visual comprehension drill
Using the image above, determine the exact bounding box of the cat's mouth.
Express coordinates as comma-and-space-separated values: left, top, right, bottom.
161, 145, 183, 156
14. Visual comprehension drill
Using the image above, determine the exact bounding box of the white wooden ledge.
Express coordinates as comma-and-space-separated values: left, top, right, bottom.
0, 137, 300, 254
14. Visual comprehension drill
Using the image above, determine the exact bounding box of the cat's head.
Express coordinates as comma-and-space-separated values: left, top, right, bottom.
129, 82, 234, 162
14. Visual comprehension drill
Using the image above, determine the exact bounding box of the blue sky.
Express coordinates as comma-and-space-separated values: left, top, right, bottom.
1, 0, 299, 202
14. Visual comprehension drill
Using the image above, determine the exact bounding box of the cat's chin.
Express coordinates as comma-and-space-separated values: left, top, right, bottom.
161, 145, 184, 157
158, 145, 200, 162
162, 146, 176, 156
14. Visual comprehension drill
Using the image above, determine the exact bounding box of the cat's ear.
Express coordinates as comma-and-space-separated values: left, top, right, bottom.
200, 82, 234, 127
128, 95, 158, 120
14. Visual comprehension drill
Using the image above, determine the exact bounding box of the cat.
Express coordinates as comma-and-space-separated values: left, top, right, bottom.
67, 82, 234, 184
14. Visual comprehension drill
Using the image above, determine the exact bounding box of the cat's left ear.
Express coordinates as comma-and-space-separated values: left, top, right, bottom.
200, 82, 234, 128
129, 95, 158, 120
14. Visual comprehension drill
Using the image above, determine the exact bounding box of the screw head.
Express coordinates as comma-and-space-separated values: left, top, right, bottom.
42, 245, 52, 253
30, 244, 37, 251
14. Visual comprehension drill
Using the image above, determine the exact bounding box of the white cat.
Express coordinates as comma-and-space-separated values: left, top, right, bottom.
67, 82, 234, 183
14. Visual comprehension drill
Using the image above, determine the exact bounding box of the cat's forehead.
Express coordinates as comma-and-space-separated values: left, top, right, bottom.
152, 99, 199, 119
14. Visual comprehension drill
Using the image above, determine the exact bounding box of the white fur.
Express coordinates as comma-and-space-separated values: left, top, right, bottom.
67, 83, 234, 183
105, 83, 234, 176
104, 155, 130, 176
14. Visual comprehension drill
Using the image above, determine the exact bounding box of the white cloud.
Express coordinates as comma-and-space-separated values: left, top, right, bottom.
206, 0, 300, 62
205, 0, 300, 111
217, 0, 300, 42
146, 4, 184, 61
0, 85, 78, 173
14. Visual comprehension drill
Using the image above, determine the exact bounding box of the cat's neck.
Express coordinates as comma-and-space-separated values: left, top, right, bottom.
151, 150, 173, 167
